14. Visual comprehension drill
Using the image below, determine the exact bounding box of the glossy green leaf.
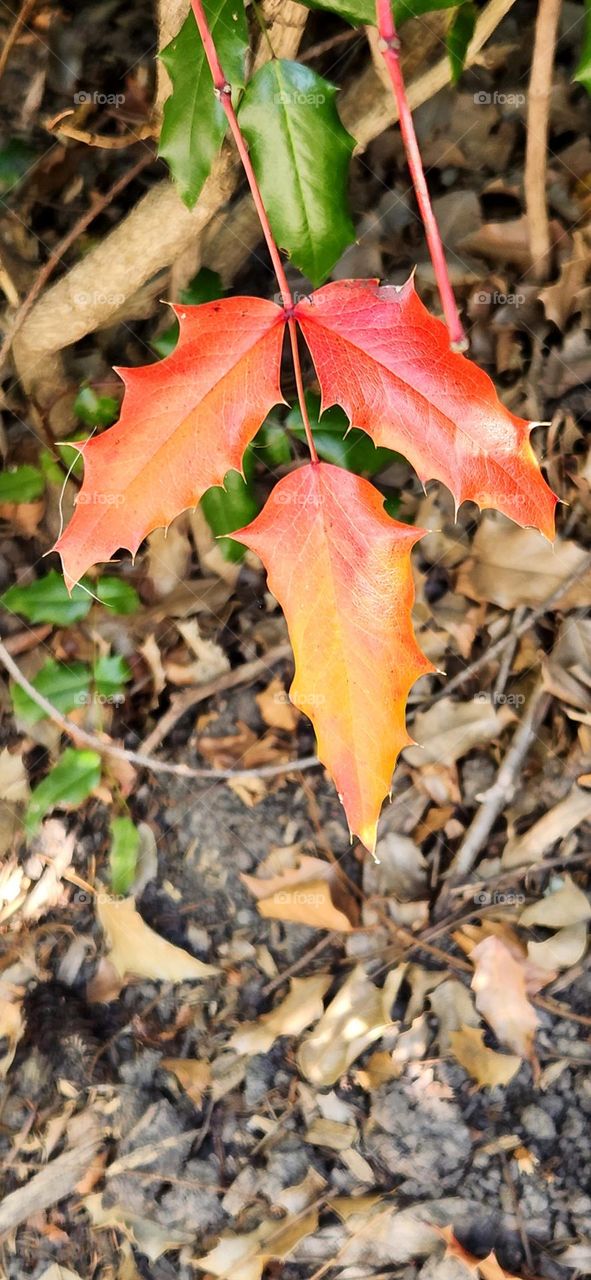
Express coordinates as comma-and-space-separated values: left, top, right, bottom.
159, 1, 249, 208
1, 570, 139, 624
0, 465, 45, 504
11, 659, 90, 724
575, 0, 591, 93
151, 268, 224, 358
252, 419, 293, 469
109, 816, 140, 895
287, 393, 397, 474
93, 654, 132, 700
201, 468, 260, 562
26, 748, 101, 835
74, 385, 119, 428
447, 2, 477, 82
94, 578, 139, 615
1, 570, 92, 625
239, 60, 356, 285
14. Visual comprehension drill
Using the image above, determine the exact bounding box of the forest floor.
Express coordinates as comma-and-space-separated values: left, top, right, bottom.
0, 1, 590, 1278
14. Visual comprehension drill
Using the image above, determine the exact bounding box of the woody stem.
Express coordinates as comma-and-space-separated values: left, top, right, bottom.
190, 0, 319, 462
375, 0, 467, 351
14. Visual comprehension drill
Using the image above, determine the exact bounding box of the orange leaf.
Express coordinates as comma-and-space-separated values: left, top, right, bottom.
236, 462, 433, 851
55, 298, 285, 587
294, 280, 556, 539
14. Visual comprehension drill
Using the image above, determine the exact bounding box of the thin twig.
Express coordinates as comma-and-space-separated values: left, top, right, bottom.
374, 0, 467, 350
445, 682, 552, 882
0, 0, 37, 87
524, 0, 562, 281
0, 638, 319, 782
0, 151, 154, 371
140, 641, 293, 753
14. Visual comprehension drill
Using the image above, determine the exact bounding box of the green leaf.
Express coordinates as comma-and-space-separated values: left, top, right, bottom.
0, 465, 45, 504
93, 654, 131, 700
287, 393, 398, 474
293, 0, 458, 25
159, 1, 249, 208
447, 2, 477, 82
26, 748, 101, 835
575, 0, 591, 93
151, 268, 224, 357
252, 419, 293, 468
201, 468, 260, 562
1, 571, 139, 624
1, 570, 92, 625
94, 578, 139, 615
109, 816, 140, 895
11, 659, 90, 724
74, 385, 119, 428
239, 60, 356, 285
0, 139, 37, 194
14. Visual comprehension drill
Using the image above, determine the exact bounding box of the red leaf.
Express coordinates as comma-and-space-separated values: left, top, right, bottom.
55, 298, 285, 587
236, 462, 433, 851
294, 279, 556, 539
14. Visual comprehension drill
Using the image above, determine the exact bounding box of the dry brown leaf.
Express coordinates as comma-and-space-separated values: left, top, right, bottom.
457, 516, 591, 610
404, 697, 513, 767
84, 1193, 194, 1262
0, 996, 24, 1077
519, 875, 591, 928
257, 879, 353, 931
306, 1117, 357, 1149
297, 966, 391, 1086
0, 747, 30, 802
449, 1024, 521, 1089
194, 1208, 319, 1280
527, 923, 588, 972
243, 854, 358, 927
429, 978, 480, 1053
97, 896, 218, 985
470, 936, 538, 1059
139, 634, 167, 705
503, 787, 591, 866
229, 974, 331, 1054
356, 1050, 401, 1090
161, 1058, 211, 1105
256, 676, 299, 731
146, 520, 192, 598
540, 230, 591, 328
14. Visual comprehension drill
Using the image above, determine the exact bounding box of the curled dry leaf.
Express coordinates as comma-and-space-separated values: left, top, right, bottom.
297, 965, 394, 1086
527, 923, 588, 972
449, 1024, 522, 1089
457, 517, 591, 610
229, 974, 332, 1055
194, 1208, 319, 1280
429, 978, 480, 1054
96, 896, 218, 985
470, 935, 538, 1059
256, 675, 299, 731
503, 787, 591, 866
519, 875, 591, 928
242, 853, 358, 930
404, 697, 513, 768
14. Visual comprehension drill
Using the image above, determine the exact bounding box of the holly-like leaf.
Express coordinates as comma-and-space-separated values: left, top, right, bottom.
109, 816, 140, 895
239, 60, 355, 285
294, 280, 557, 538
201, 467, 260, 562
54, 298, 285, 587
236, 462, 432, 851
293, 0, 459, 26
159, 0, 249, 207
26, 748, 101, 836
1, 570, 92, 625
0, 465, 45, 504
11, 659, 90, 724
